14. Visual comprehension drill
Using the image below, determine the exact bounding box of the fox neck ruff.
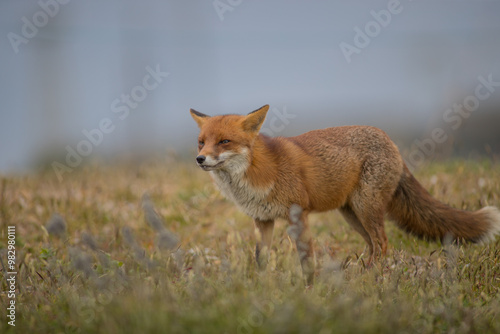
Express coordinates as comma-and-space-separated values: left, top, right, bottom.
210, 136, 285, 220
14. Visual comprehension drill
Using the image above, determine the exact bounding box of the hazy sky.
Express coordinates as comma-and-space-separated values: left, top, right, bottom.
1, 1, 500, 172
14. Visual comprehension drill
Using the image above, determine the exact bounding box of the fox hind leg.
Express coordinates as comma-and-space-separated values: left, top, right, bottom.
350, 153, 402, 261
340, 205, 376, 260
346, 190, 389, 266
377, 223, 388, 256
349, 188, 391, 265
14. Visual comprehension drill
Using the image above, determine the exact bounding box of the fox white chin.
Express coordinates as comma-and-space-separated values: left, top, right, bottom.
199, 149, 250, 175
198, 161, 225, 171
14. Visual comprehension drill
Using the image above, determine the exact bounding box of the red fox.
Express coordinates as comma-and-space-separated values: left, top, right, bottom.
190, 105, 500, 284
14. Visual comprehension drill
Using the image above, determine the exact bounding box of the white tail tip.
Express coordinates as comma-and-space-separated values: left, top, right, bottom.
478, 206, 500, 243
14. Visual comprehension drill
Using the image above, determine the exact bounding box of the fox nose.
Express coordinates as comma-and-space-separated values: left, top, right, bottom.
196, 155, 206, 164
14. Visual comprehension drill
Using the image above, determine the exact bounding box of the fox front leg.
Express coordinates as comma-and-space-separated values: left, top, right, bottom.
288, 205, 315, 286
254, 219, 275, 269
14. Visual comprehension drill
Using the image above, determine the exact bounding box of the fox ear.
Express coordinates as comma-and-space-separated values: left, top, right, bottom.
190, 108, 209, 128
243, 105, 269, 133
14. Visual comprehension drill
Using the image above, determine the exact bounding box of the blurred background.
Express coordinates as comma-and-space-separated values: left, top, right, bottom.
1, 0, 500, 174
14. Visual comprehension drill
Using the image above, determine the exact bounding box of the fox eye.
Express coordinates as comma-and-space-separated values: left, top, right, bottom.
219, 139, 230, 144
198, 141, 204, 147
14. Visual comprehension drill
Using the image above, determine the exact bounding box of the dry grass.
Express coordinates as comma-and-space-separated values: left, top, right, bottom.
1, 157, 500, 333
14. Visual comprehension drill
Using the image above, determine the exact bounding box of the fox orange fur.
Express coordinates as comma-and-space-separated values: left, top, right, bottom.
190, 105, 500, 285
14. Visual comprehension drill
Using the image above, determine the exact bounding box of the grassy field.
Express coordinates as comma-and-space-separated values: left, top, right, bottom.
1, 157, 500, 333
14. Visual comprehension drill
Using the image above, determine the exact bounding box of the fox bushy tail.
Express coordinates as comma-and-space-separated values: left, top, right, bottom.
388, 165, 500, 243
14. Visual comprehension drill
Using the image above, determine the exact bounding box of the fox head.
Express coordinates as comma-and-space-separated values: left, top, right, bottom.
189, 105, 269, 172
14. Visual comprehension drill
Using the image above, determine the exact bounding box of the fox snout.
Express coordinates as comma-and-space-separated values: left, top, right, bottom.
195, 153, 225, 171
196, 155, 206, 164
195, 154, 211, 168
